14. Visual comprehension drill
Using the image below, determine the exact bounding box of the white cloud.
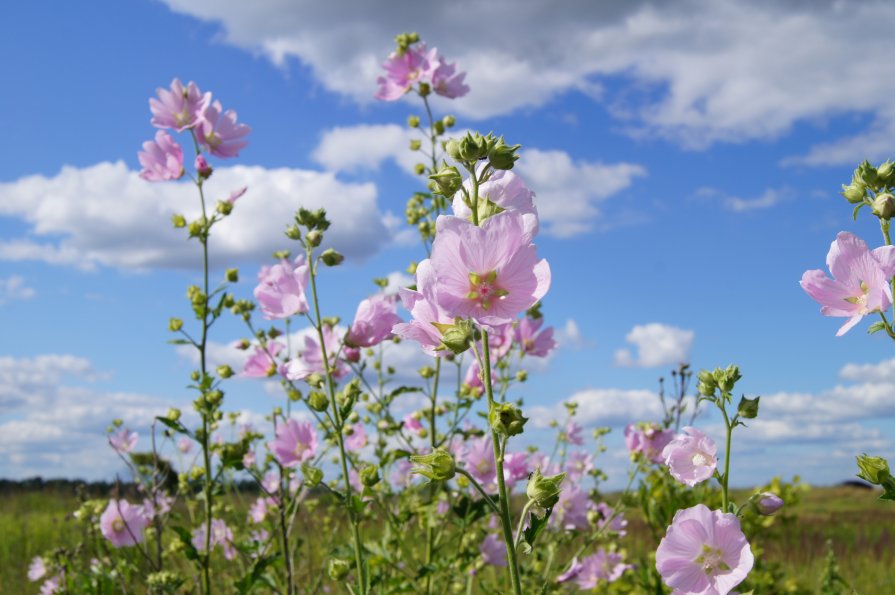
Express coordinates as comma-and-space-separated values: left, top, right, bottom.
311, 125, 646, 238
614, 323, 694, 368
161, 0, 895, 162
528, 388, 662, 428
0, 162, 393, 271
0, 275, 36, 304
381, 270, 415, 295
555, 319, 588, 350
695, 186, 793, 212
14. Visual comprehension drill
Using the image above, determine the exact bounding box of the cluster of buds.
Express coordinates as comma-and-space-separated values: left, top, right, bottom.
445, 132, 520, 170
697, 364, 742, 398
842, 159, 895, 220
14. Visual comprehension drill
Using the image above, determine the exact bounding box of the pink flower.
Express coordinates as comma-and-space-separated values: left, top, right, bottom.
100, 499, 148, 548
565, 421, 584, 446
514, 317, 556, 357
248, 497, 268, 523
801, 231, 895, 336
347, 294, 402, 347
254, 256, 310, 320
195, 154, 213, 178
570, 550, 632, 588
138, 130, 184, 182
479, 534, 507, 567
177, 437, 193, 454
430, 53, 469, 98
565, 451, 594, 482
284, 326, 349, 381
503, 451, 530, 489
374, 44, 433, 101
624, 423, 675, 464
662, 427, 718, 487
149, 78, 210, 131
28, 556, 46, 581
462, 435, 496, 487
197, 100, 250, 158
595, 502, 627, 536
552, 484, 593, 530
453, 167, 538, 237
656, 504, 754, 595
261, 470, 280, 494
392, 260, 454, 356
140, 493, 174, 520
403, 413, 424, 435
484, 322, 515, 360
556, 557, 584, 584
243, 341, 284, 378
242, 450, 256, 468
109, 428, 138, 454
192, 519, 236, 560
40, 574, 63, 595
269, 419, 318, 468
430, 212, 550, 325
345, 423, 368, 451
225, 186, 247, 204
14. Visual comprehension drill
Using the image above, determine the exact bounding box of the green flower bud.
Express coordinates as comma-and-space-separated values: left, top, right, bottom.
872, 193, 895, 219
840, 182, 866, 204
736, 395, 760, 419
288, 388, 302, 402
432, 319, 477, 354
418, 366, 435, 379
171, 214, 187, 228
515, 370, 528, 382
216, 200, 233, 216
167, 408, 181, 422
410, 448, 456, 481
308, 391, 328, 412
305, 230, 323, 248
409, 139, 422, 151
302, 463, 324, 487
407, 115, 420, 128
320, 249, 344, 266
146, 570, 185, 590
413, 163, 426, 175
457, 132, 489, 162
856, 453, 891, 485
187, 220, 203, 237
433, 120, 445, 135
857, 160, 880, 189
526, 467, 566, 508
879, 160, 895, 186
488, 137, 521, 170
489, 402, 528, 437
306, 373, 325, 389
328, 558, 351, 581
429, 164, 463, 197
169, 317, 183, 332
360, 464, 381, 487
189, 466, 205, 481
205, 390, 223, 406
216, 365, 234, 379
444, 138, 462, 161
285, 224, 302, 240
418, 82, 431, 97
443, 115, 456, 128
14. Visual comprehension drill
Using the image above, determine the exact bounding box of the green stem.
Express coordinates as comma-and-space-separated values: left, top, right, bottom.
424, 357, 441, 595
306, 247, 366, 595
720, 403, 733, 513
455, 469, 500, 515
482, 331, 523, 594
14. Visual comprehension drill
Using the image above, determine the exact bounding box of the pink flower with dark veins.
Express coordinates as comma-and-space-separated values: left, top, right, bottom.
430, 212, 550, 325
100, 500, 149, 548
656, 504, 753, 595
149, 78, 210, 131
801, 231, 895, 336
138, 130, 183, 182
347, 293, 402, 347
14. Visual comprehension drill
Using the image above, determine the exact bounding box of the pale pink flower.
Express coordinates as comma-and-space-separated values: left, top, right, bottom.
140, 493, 174, 520
595, 502, 627, 536
149, 78, 210, 131
225, 186, 247, 204
197, 100, 250, 158
261, 470, 280, 494
462, 359, 491, 396
392, 260, 454, 357
195, 154, 212, 178
403, 414, 424, 435
248, 497, 268, 523
284, 326, 348, 381
462, 435, 496, 487
502, 451, 530, 489
242, 450, 256, 468
374, 44, 433, 101
430, 53, 469, 98
430, 212, 550, 325
100, 499, 149, 548
243, 341, 284, 378
28, 556, 46, 581
663, 427, 718, 487
138, 130, 184, 182
40, 574, 63, 595
565, 451, 595, 482
269, 419, 318, 468
569, 550, 632, 588
436, 499, 450, 516
484, 322, 515, 360
514, 316, 556, 357
192, 518, 236, 560
345, 423, 368, 451
625, 423, 675, 464
801, 231, 895, 336
109, 428, 138, 454
552, 484, 593, 531
656, 504, 754, 595
177, 437, 193, 454
479, 534, 507, 567
347, 293, 402, 347
392, 458, 414, 487
254, 256, 310, 320
557, 557, 584, 584
453, 166, 538, 236
565, 421, 584, 446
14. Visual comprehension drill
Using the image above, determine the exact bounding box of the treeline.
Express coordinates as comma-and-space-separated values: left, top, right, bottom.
0, 477, 263, 498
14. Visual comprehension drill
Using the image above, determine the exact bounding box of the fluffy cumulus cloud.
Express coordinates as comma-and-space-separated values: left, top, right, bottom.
695, 186, 794, 212
311, 125, 645, 238
0, 162, 393, 271
0, 275, 35, 304
162, 0, 895, 162
528, 388, 662, 429
614, 323, 694, 368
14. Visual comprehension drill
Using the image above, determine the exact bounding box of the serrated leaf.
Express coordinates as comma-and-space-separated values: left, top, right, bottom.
520, 506, 553, 554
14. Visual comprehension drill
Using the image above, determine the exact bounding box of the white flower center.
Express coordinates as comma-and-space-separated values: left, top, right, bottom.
691, 452, 709, 467
694, 544, 730, 576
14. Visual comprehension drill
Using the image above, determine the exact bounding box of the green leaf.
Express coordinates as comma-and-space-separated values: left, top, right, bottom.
519, 506, 554, 555
853, 202, 865, 221
868, 321, 887, 335
166, 339, 193, 345
171, 526, 200, 562
155, 416, 188, 436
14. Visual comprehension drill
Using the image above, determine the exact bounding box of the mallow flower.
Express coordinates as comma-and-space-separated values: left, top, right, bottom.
624, 422, 675, 464
392, 259, 454, 356
254, 256, 310, 320
268, 418, 318, 467
430, 212, 550, 325
558, 550, 631, 588
346, 293, 402, 347
801, 231, 895, 336
138, 131, 183, 182
109, 428, 138, 454
662, 427, 718, 487
479, 534, 507, 567
514, 316, 556, 357
242, 341, 283, 378
149, 78, 210, 131
452, 166, 538, 237
374, 43, 433, 101
656, 504, 753, 595
100, 499, 149, 548
192, 519, 236, 560
197, 100, 250, 158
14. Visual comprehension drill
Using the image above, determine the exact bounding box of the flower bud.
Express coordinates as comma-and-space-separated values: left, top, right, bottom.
195, 155, 213, 179
189, 466, 205, 481
413, 163, 426, 175
697, 369, 716, 396
328, 559, 351, 581
443, 115, 456, 128
879, 160, 895, 186
302, 463, 324, 487
306, 373, 325, 389
410, 448, 456, 481
489, 402, 528, 437
305, 230, 322, 247
167, 408, 181, 422
285, 224, 302, 240
515, 370, 528, 382
856, 453, 890, 485
857, 160, 880, 190
840, 182, 866, 204
526, 467, 566, 508
418, 82, 431, 97
205, 390, 223, 406
432, 319, 477, 354
752, 492, 784, 516
457, 132, 489, 162
321, 248, 344, 266
433, 120, 445, 135
407, 115, 420, 128
360, 464, 381, 487
224, 268, 238, 283
488, 137, 521, 170
736, 395, 760, 419
216, 365, 234, 379
171, 214, 186, 228
429, 164, 463, 197
216, 200, 233, 216
873, 193, 895, 220
169, 317, 183, 332
409, 139, 422, 151
444, 138, 461, 161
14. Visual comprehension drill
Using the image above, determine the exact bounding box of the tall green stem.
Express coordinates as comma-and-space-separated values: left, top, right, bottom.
424, 357, 441, 594
306, 247, 366, 594
482, 331, 523, 594
720, 405, 733, 513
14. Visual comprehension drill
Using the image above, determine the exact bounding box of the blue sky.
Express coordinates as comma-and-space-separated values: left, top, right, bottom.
2, 0, 894, 488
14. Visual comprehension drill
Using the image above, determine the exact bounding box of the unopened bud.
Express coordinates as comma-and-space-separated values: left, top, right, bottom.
285, 225, 302, 240
443, 115, 456, 128
752, 492, 784, 516
216, 200, 233, 216
432, 319, 477, 354
856, 453, 890, 485
321, 249, 344, 266
169, 318, 183, 332
488, 137, 521, 170
873, 193, 895, 219
195, 155, 213, 179
428, 164, 463, 197
167, 408, 181, 422
360, 464, 381, 487
225, 268, 238, 283
526, 467, 566, 508
216, 365, 234, 379
410, 448, 456, 481
489, 402, 528, 437
407, 115, 420, 128
879, 160, 895, 186
305, 230, 322, 247
418, 82, 431, 97
736, 395, 760, 419
171, 214, 186, 228
409, 139, 422, 151
302, 463, 323, 487
328, 559, 351, 581
840, 183, 866, 204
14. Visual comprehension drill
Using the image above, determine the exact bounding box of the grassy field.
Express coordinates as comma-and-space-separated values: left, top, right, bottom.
2, 484, 893, 593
